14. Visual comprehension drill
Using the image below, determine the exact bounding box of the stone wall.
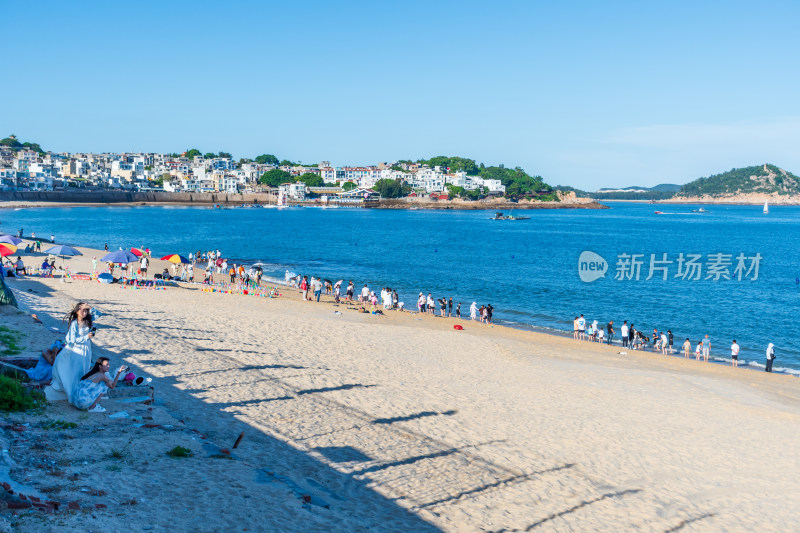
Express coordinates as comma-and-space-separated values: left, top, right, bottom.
0, 190, 276, 205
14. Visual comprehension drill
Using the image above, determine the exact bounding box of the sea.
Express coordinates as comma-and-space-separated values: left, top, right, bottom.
2, 202, 798, 374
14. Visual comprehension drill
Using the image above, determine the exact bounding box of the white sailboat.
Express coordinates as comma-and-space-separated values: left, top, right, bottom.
763, 200, 769, 214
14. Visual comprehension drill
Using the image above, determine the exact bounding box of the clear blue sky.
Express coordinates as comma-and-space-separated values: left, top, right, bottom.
2, 0, 799, 189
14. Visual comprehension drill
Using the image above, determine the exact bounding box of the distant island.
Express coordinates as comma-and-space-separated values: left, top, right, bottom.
560, 164, 800, 204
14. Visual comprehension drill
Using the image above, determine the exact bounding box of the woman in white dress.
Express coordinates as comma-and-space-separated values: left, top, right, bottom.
45, 303, 95, 403
470, 302, 478, 321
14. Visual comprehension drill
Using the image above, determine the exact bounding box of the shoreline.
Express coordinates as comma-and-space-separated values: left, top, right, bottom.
4, 233, 794, 375
1, 199, 609, 211
594, 198, 800, 206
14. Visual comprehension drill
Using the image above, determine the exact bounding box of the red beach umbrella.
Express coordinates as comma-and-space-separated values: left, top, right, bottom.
130, 248, 144, 257
0, 243, 17, 257
160, 254, 191, 264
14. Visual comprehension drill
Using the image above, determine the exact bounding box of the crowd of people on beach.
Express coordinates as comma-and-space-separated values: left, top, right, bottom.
279, 271, 498, 325
4, 227, 784, 378
571, 314, 778, 372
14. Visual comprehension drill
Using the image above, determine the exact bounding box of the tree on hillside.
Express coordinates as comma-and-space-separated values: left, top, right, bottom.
297, 172, 324, 187
218, 152, 232, 159
342, 181, 357, 191
259, 169, 292, 187
1, 137, 22, 149
419, 156, 478, 175
1, 136, 44, 153
254, 154, 279, 165
184, 148, 201, 159
279, 159, 295, 167
204, 153, 217, 159
374, 178, 410, 198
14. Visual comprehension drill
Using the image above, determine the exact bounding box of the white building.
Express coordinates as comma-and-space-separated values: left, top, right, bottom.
279, 182, 306, 200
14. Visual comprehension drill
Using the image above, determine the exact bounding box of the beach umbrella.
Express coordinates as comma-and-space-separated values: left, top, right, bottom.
286, 271, 298, 279
160, 254, 191, 264
334, 280, 343, 288
0, 235, 22, 246
130, 248, 143, 257
0, 243, 17, 257
102, 250, 139, 264
44, 245, 83, 268
44, 245, 82, 257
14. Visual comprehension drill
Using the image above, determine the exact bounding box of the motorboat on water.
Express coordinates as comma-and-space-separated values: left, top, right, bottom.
691, 207, 708, 213
490, 211, 530, 220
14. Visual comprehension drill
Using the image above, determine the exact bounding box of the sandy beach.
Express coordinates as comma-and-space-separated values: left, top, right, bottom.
2, 243, 800, 532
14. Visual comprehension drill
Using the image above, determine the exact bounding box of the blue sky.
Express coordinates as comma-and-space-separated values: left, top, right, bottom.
2, 0, 799, 189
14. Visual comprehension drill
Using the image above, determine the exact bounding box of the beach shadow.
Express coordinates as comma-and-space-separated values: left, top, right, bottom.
314, 446, 372, 464
663, 513, 715, 532
115, 348, 153, 357
372, 410, 457, 425
489, 487, 641, 531
297, 383, 377, 395
72, 353, 441, 529
210, 396, 295, 408
138, 359, 173, 366
351, 447, 461, 476
6, 278, 59, 298
196, 347, 266, 356
179, 363, 306, 380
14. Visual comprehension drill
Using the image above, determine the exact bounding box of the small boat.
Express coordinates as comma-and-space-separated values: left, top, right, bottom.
654, 211, 664, 214
210, 203, 228, 210
692, 207, 708, 213
490, 211, 530, 220
763, 200, 769, 214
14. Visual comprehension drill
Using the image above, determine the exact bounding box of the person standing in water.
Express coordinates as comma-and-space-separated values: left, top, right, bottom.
730, 339, 740, 368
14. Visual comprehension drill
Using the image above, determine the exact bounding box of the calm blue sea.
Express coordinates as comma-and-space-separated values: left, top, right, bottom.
2, 203, 798, 373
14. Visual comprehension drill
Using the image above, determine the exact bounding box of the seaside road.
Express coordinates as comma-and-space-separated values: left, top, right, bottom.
10, 276, 800, 532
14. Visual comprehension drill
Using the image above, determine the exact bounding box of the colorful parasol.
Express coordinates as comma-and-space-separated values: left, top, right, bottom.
0, 243, 18, 257
0, 235, 23, 246
130, 248, 144, 257
160, 254, 191, 264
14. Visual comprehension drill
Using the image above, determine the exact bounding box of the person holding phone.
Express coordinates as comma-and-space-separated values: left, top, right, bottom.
45, 303, 96, 403
73, 357, 127, 413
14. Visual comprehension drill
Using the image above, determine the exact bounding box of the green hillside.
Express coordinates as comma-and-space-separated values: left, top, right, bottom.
0, 135, 44, 153
678, 164, 800, 197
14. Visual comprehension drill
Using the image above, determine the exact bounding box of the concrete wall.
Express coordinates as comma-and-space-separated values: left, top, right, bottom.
0, 190, 276, 205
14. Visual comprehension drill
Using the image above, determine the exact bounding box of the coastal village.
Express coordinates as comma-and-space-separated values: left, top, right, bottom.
0, 142, 507, 202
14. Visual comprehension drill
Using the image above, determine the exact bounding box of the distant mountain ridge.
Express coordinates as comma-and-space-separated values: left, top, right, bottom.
560, 164, 800, 202
677, 164, 800, 197
596, 183, 681, 194
557, 183, 681, 200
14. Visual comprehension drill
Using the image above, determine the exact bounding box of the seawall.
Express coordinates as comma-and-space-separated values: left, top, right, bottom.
0, 190, 275, 205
